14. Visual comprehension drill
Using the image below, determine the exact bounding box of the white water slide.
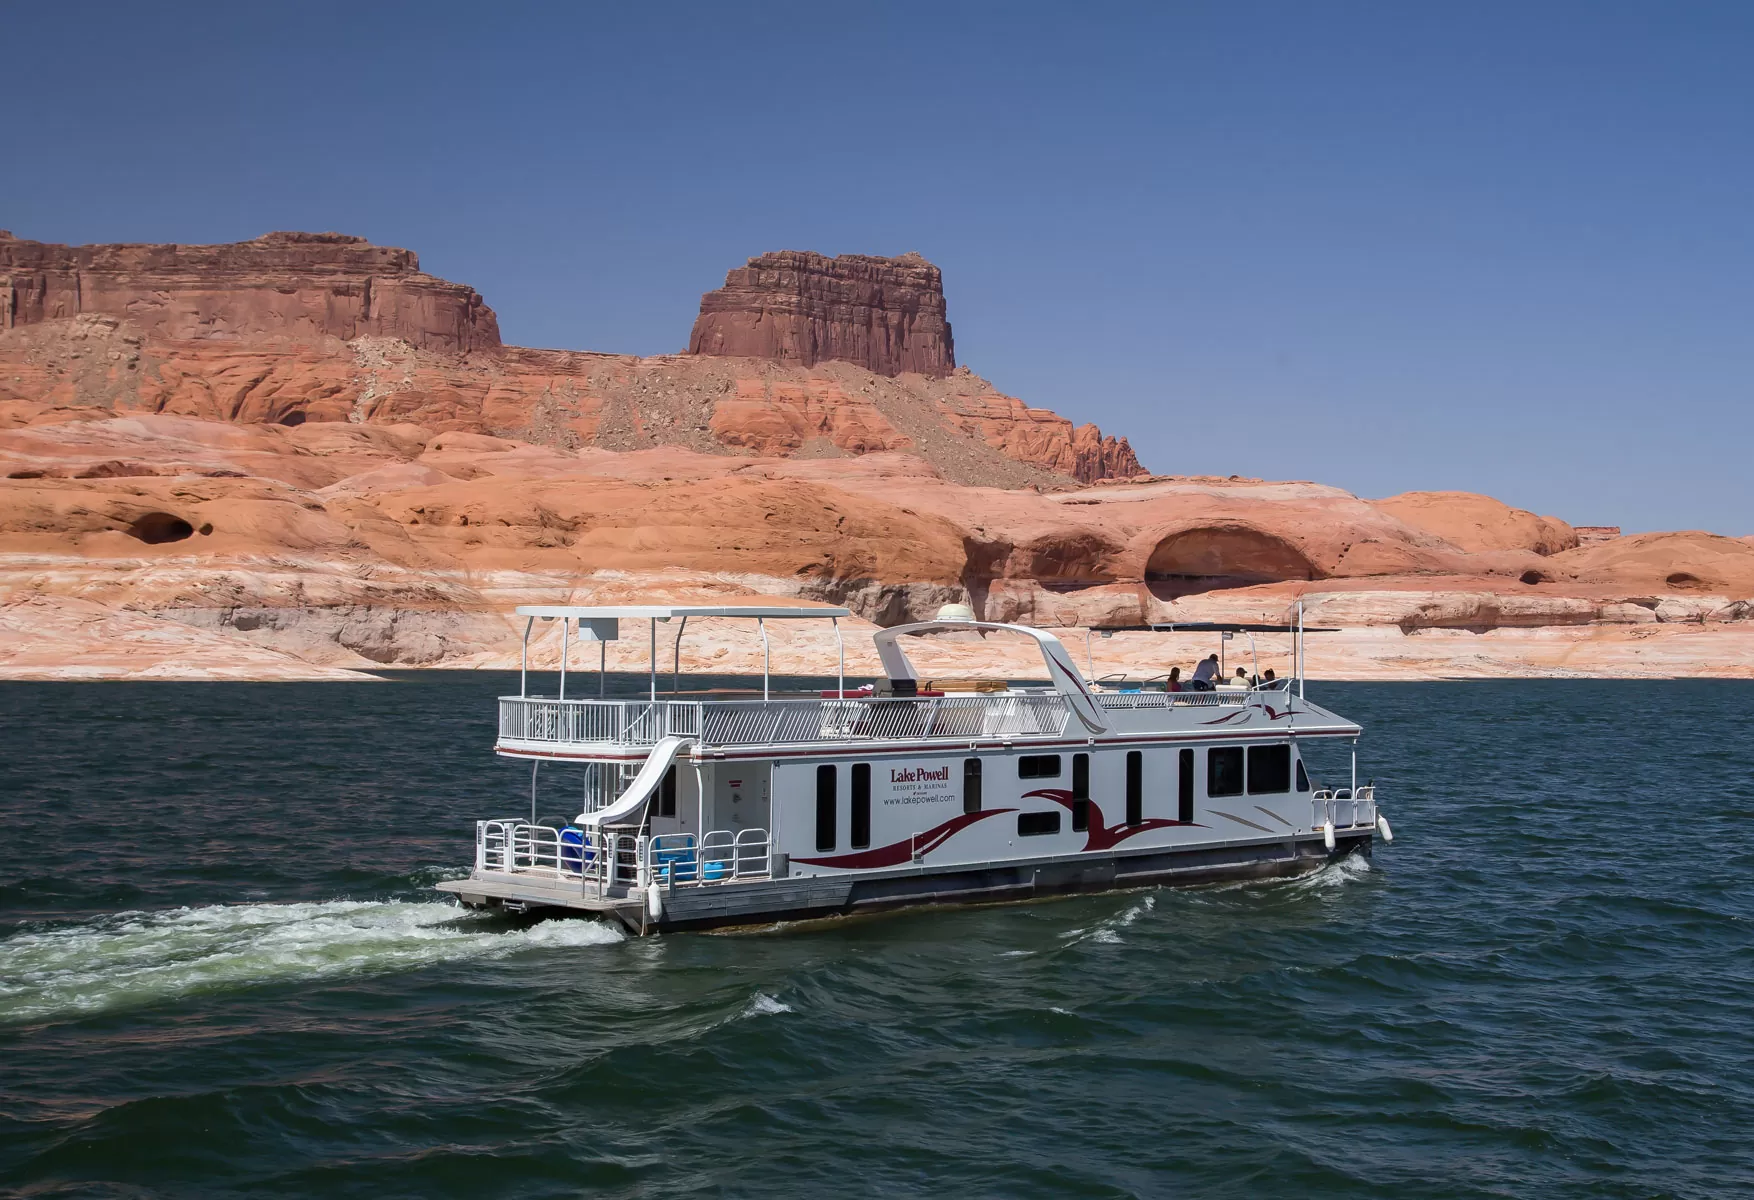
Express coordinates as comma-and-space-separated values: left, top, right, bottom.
573, 735, 694, 827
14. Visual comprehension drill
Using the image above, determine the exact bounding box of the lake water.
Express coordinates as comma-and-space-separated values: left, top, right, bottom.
1, 676, 1751, 1198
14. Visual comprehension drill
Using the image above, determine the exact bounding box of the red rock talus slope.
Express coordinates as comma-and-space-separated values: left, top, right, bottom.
688, 251, 954, 378
0, 232, 1141, 485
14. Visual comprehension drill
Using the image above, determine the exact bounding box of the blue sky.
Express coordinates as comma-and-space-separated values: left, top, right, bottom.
5, 2, 1750, 534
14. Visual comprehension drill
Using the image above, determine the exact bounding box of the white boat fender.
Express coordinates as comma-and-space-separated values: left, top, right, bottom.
646, 882, 665, 923
1322, 822, 1336, 853
1376, 815, 1394, 843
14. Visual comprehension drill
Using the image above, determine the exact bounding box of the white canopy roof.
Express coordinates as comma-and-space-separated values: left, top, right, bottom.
516, 604, 851, 620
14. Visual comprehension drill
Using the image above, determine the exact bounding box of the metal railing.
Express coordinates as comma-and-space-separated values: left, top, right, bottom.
475, 820, 773, 896
498, 693, 1071, 750
475, 819, 640, 895
1093, 689, 1252, 710
1312, 786, 1377, 832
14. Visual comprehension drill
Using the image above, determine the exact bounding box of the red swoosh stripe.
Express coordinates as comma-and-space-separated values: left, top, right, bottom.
793, 808, 1015, 869
1022, 787, 1199, 851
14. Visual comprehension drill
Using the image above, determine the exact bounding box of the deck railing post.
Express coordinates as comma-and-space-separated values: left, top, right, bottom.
759, 617, 770, 701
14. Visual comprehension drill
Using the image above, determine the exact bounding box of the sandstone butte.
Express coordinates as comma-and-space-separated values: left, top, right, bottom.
2, 228, 1752, 682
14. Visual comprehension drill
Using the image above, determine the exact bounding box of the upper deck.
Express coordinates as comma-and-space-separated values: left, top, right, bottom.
497, 683, 1357, 757
497, 605, 1360, 760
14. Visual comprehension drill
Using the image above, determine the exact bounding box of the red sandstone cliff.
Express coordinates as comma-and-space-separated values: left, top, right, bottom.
688, 251, 955, 378
0, 232, 1145, 485
0, 230, 500, 353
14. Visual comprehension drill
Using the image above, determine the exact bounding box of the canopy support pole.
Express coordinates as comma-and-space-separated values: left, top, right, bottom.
759, 617, 770, 701
530, 759, 540, 825
649, 619, 657, 703
559, 618, 570, 701
672, 616, 688, 694
599, 639, 606, 697
520, 616, 533, 698
1297, 601, 1306, 700
833, 617, 844, 698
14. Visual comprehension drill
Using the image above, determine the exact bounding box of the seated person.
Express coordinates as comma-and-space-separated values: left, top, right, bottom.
1166, 666, 1183, 693
1262, 668, 1278, 686
1218, 667, 1250, 689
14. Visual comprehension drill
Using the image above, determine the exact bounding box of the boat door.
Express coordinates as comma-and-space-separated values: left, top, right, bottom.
714, 764, 771, 834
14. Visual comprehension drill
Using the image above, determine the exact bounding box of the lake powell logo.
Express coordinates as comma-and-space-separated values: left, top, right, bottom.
890, 764, 951, 783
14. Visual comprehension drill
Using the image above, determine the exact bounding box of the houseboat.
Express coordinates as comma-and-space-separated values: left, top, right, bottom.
435, 605, 1391, 933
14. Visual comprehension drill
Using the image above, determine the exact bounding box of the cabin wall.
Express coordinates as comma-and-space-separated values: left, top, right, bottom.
773, 741, 1320, 875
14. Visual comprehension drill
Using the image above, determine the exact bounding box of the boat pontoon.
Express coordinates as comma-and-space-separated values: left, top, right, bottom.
435, 604, 1390, 933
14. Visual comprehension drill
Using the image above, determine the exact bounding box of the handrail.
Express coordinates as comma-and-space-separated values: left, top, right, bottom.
1311, 786, 1377, 832
1091, 690, 1250, 709
498, 693, 1072, 750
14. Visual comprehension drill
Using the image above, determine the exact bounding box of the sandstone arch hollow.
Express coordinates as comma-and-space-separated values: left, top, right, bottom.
127, 512, 195, 544
1144, 524, 1316, 598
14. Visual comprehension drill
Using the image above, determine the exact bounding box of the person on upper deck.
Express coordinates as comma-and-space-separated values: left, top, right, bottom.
1219, 667, 1250, 690
1166, 666, 1182, 692
1262, 668, 1277, 685
1190, 654, 1219, 690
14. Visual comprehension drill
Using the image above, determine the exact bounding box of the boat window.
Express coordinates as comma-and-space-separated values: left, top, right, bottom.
851, 763, 871, 849
1018, 754, 1062, 779
1072, 753, 1090, 832
964, 758, 982, 815
1208, 748, 1244, 797
1248, 745, 1291, 794
1296, 758, 1311, 793
1126, 751, 1143, 825
1178, 748, 1194, 823
1018, 810, 1061, 837
815, 764, 837, 852
658, 764, 678, 818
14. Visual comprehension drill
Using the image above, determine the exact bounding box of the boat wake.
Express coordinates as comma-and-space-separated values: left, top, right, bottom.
743, 991, 793, 1017
1059, 894, 1157, 947
1288, 851, 1375, 890
0, 900, 622, 1025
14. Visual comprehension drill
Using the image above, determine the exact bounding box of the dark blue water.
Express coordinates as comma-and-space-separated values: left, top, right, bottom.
1, 676, 1751, 1198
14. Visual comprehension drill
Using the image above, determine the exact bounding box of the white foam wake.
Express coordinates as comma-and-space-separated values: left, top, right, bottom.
743, 991, 793, 1017
0, 900, 623, 1025
1059, 893, 1157, 946
1289, 851, 1375, 891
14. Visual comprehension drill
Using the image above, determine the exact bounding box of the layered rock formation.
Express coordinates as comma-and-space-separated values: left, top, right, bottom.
688, 251, 954, 378
0, 230, 500, 353
1370, 491, 1577, 556
0, 228, 1748, 680
0, 233, 1140, 485
1, 404, 1750, 681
